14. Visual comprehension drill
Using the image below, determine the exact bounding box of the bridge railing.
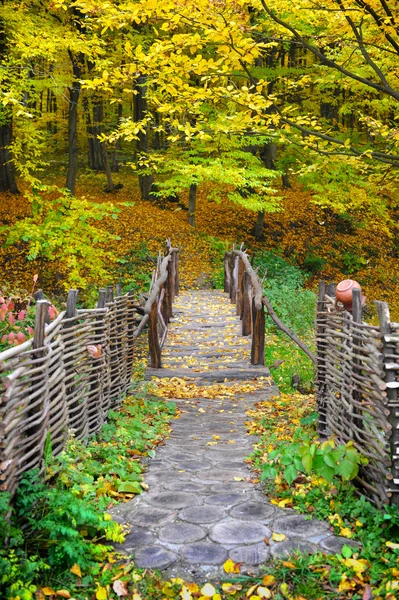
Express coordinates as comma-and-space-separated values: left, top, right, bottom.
0, 239, 179, 497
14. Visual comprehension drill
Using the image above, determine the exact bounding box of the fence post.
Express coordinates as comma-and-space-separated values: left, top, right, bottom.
241, 272, 252, 336
106, 286, 114, 303
116, 283, 122, 297
148, 300, 161, 368
27, 300, 51, 454
316, 281, 327, 436
351, 288, 364, 442
175, 251, 180, 297
236, 258, 245, 316
376, 301, 399, 506
251, 297, 265, 365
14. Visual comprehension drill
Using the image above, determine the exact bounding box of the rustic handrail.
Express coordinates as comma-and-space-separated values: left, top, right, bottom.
145, 241, 179, 368
224, 247, 315, 366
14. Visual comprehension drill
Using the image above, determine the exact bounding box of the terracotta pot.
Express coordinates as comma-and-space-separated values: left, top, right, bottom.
336, 280, 361, 305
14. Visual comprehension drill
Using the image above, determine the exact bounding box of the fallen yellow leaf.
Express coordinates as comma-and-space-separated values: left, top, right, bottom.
223, 558, 241, 574
42, 589, 55, 597
70, 563, 82, 578
272, 532, 286, 542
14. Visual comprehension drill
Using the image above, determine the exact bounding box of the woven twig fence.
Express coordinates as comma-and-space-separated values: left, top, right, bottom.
316, 283, 399, 507
0, 241, 179, 497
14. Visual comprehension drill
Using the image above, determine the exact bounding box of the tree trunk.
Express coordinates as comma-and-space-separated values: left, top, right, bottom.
134, 75, 154, 199
65, 52, 83, 195
0, 14, 18, 193
101, 141, 114, 192
86, 98, 105, 171
0, 119, 19, 193
188, 183, 197, 227
254, 211, 265, 241
112, 103, 122, 172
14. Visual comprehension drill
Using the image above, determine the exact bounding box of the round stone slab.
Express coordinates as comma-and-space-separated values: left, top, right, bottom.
195, 469, 248, 483
164, 481, 207, 493
210, 521, 271, 545
172, 459, 211, 471
127, 507, 175, 526
271, 539, 319, 558
272, 515, 330, 539
159, 523, 206, 544
180, 542, 228, 565
146, 471, 190, 484
320, 536, 361, 553
145, 492, 201, 509
230, 501, 275, 522
211, 482, 254, 494
180, 505, 226, 524
134, 546, 177, 569
229, 543, 271, 565
205, 493, 247, 508
116, 527, 157, 550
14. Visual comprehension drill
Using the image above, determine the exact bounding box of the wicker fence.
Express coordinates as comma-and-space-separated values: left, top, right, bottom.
224, 246, 399, 507
316, 283, 399, 507
0, 241, 179, 497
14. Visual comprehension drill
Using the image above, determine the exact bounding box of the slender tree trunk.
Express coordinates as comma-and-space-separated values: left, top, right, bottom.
101, 141, 114, 192
188, 183, 197, 227
86, 98, 105, 171
254, 211, 265, 241
0, 15, 18, 193
134, 75, 154, 199
0, 119, 19, 193
112, 103, 122, 172
65, 52, 83, 195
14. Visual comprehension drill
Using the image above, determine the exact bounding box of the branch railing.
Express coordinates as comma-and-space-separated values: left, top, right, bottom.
0, 239, 179, 497
145, 240, 179, 368
224, 246, 316, 366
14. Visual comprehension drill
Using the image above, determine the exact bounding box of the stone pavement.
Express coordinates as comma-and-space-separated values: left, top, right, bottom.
111, 291, 351, 580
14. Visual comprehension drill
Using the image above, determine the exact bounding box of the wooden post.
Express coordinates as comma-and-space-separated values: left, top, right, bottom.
251, 298, 265, 365
376, 300, 399, 506
105, 286, 114, 303
223, 252, 230, 293
351, 288, 364, 442
148, 300, 161, 368
228, 252, 235, 302
116, 283, 122, 297
175, 252, 180, 297
316, 281, 327, 436
97, 288, 107, 308
236, 258, 245, 316
66, 289, 78, 319
33, 300, 50, 351
27, 300, 50, 441
229, 254, 237, 304
241, 272, 252, 336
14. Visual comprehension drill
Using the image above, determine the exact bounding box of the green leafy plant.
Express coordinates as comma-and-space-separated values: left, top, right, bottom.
4, 185, 121, 290
261, 436, 366, 486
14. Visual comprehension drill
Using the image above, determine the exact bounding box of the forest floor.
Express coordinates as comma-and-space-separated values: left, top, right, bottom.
1, 169, 399, 317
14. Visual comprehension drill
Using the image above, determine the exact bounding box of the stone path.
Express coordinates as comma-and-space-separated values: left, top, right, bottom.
111, 291, 349, 580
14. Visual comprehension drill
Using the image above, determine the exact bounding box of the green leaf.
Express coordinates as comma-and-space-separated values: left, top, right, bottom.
337, 458, 356, 480
117, 481, 142, 494
323, 453, 337, 468
341, 545, 353, 558
283, 465, 298, 486
315, 463, 335, 482
302, 452, 313, 473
